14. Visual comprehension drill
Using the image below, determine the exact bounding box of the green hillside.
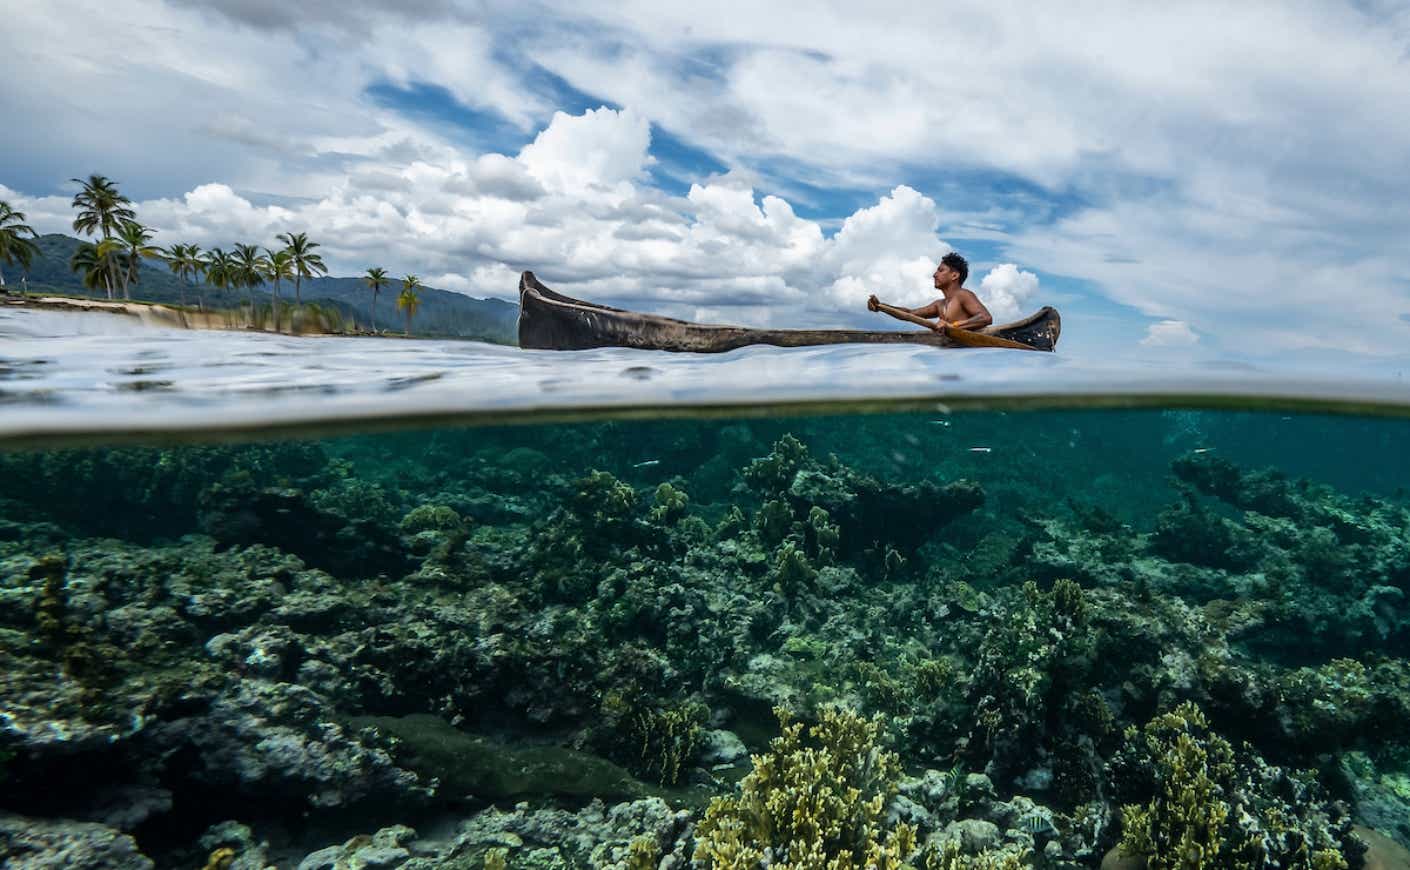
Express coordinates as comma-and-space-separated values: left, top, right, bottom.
9, 234, 519, 344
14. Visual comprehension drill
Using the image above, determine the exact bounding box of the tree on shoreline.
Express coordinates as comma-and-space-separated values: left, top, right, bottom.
69, 241, 113, 293
364, 267, 389, 333
161, 243, 206, 311
278, 231, 326, 306
115, 219, 161, 301
397, 274, 422, 336
263, 248, 294, 332
70, 175, 134, 299
203, 248, 237, 307
0, 202, 40, 291
232, 243, 268, 320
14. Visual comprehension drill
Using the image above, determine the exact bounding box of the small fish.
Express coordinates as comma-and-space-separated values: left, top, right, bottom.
969, 447, 992, 453
1193, 448, 1214, 454
929, 420, 952, 427
633, 459, 661, 467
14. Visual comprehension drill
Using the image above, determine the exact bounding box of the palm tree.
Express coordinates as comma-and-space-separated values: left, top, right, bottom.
161, 243, 205, 310
202, 248, 237, 307
0, 202, 40, 291
114, 219, 162, 301
70, 175, 134, 298
277, 231, 327, 305
69, 242, 113, 293
263, 248, 294, 332
363, 267, 389, 333
397, 274, 422, 337
232, 243, 268, 315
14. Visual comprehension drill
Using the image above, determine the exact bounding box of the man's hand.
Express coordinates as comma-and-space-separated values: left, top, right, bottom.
867, 294, 880, 312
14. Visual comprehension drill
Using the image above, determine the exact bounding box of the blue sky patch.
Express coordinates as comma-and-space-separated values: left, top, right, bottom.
365, 80, 531, 154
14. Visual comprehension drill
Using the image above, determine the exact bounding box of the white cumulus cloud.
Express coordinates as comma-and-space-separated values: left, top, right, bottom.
518, 107, 654, 198
1141, 320, 1199, 347
977, 263, 1040, 322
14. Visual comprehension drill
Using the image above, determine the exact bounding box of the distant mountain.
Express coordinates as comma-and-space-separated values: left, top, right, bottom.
8, 234, 519, 344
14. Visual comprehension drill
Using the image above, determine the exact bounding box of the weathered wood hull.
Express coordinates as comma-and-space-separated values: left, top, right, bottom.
517, 271, 1060, 352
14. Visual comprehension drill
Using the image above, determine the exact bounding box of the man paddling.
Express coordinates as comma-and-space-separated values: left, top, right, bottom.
867, 253, 993, 332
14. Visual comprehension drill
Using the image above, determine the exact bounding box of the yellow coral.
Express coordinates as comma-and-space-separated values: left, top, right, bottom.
201, 847, 236, 870
484, 846, 509, 870
625, 836, 660, 870
1119, 704, 1234, 870
693, 706, 915, 869
922, 840, 1027, 870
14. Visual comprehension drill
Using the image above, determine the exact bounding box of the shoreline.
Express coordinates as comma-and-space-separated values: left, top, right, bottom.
1, 293, 360, 336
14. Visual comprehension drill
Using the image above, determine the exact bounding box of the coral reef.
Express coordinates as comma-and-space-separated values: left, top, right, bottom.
1, 414, 1408, 867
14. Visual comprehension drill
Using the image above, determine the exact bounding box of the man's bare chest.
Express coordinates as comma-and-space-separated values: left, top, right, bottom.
939, 296, 966, 321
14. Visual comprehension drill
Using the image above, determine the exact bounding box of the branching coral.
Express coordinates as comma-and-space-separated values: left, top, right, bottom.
632, 700, 707, 786
963, 579, 1096, 787
574, 470, 639, 529
693, 706, 916, 869
1112, 702, 1354, 870
772, 541, 818, 598
648, 483, 689, 525
921, 839, 1028, 870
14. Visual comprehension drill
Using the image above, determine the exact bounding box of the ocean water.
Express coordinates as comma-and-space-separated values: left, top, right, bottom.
2, 309, 1410, 869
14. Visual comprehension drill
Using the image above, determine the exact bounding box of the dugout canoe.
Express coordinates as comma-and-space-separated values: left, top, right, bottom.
517, 271, 1060, 352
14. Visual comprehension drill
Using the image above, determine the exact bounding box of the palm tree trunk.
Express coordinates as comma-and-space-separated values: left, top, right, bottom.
295, 275, 302, 306
272, 279, 281, 333
371, 292, 378, 332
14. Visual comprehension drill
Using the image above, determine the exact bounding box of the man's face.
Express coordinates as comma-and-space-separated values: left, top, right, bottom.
933, 263, 953, 288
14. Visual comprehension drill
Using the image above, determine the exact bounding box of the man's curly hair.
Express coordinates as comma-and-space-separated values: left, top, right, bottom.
941, 252, 969, 285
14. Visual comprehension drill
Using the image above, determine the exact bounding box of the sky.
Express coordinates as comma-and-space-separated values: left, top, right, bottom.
2, 0, 1409, 364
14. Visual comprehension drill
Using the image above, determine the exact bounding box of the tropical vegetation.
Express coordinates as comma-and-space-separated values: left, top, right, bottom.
364, 267, 389, 333
278, 231, 327, 306
13, 172, 513, 340
0, 201, 40, 290
160, 242, 205, 310
69, 174, 135, 298
397, 274, 422, 336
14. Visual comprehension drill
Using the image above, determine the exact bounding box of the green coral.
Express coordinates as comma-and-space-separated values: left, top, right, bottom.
742, 434, 809, 493
648, 483, 689, 525
693, 706, 916, 869
963, 579, 1094, 781
756, 498, 793, 546
772, 540, 818, 597
808, 506, 840, 564
400, 504, 465, 534
574, 470, 638, 526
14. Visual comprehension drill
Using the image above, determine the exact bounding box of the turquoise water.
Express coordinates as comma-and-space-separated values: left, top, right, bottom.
2, 310, 1410, 868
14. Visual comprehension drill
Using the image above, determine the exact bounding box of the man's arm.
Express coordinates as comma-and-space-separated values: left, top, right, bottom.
947, 291, 993, 330
867, 295, 944, 331
868, 294, 942, 322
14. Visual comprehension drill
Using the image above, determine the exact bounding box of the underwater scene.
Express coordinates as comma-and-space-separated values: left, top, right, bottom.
2, 407, 1409, 870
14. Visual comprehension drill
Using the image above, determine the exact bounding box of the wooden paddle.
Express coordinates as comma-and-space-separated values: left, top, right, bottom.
869, 300, 1039, 351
